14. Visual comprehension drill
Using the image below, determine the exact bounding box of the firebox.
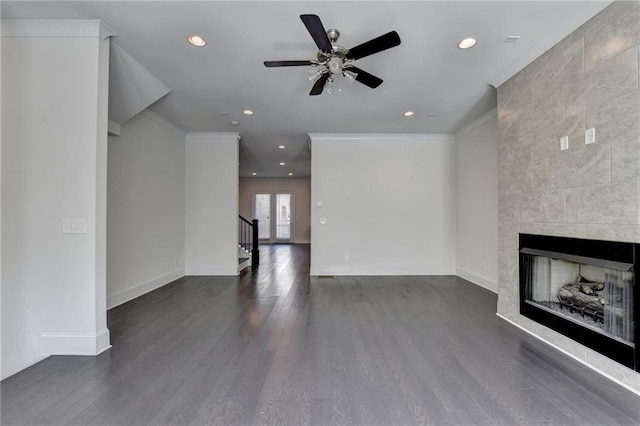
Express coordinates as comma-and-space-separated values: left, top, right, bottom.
519, 234, 638, 371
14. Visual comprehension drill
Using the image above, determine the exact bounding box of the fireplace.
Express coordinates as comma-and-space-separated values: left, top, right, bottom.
519, 234, 638, 371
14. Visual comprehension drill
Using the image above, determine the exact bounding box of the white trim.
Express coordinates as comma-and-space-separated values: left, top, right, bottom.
108, 120, 121, 136
456, 267, 497, 293
455, 108, 497, 139
1, 19, 116, 39
310, 267, 456, 276
107, 268, 184, 309
185, 132, 240, 141
185, 266, 239, 276
497, 314, 640, 397
308, 133, 454, 142
41, 328, 112, 356
140, 109, 185, 137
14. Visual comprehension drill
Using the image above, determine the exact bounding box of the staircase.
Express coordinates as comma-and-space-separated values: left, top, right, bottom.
238, 215, 259, 273
238, 246, 251, 272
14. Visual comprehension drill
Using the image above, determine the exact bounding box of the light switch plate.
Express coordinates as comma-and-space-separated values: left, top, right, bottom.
560, 136, 569, 151
62, 220, 86, 234
585, 127, 596, 145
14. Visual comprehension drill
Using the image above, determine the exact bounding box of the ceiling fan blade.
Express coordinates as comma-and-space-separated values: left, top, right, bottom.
264, 60, 313, 67
310, 73, 331, 96
300, 14, 333, 53
346, 31, 401, 60
347, 66, 383, 89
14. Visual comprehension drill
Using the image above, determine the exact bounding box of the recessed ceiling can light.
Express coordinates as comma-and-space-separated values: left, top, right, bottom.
251, 172, 257, 176
458, 37, 477, 49
278, 145, 286, 149
279, 162, 285, 166
231, 120, 239, 126
243, 109, 254, 115
404, 111, 415, 117
288, 172, 293, 176
187, 34, 207, 47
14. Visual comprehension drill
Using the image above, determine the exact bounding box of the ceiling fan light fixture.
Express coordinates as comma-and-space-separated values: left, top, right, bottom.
187, 34, 207, 47
458, 37, 477, 49
308, 69, 322, 81
343, 70, 358, 84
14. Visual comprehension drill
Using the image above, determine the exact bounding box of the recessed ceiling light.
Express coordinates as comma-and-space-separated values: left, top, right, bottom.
426, 112, 436, 117
279, 162, 285, 166
278, 145, 286, 149
243, 109, 254, 115
505, 35, 521, 43
404, 111, 415, 117
288, 172, 293, 176
251, 172, 257, 176
458, 37, 477, 49
231, 120, 239, 126
187, 34, 207, 47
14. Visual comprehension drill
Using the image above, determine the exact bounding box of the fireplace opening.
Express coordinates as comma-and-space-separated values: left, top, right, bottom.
519, 234, 638, 371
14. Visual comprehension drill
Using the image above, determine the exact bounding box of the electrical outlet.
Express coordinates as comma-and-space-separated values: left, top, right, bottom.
62, 220, 86, 234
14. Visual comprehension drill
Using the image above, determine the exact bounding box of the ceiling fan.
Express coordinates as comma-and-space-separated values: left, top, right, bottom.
264, 14, 401, 96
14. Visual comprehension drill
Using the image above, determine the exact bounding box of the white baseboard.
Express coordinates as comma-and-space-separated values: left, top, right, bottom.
185, 265, 238, 276
497, 313, 640, 397
107, 268, 184, 309
41, 328, 112, 356
456, 267, 498, 293
309, 266, 456, 276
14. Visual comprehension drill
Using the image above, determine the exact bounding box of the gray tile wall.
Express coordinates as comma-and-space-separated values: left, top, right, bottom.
497, 0, 640, 392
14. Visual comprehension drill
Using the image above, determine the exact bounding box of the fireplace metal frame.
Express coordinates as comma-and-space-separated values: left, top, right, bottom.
519, 233, 638, 371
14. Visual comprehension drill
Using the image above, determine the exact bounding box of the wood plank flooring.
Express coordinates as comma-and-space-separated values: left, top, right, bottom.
2, 244, 639, 425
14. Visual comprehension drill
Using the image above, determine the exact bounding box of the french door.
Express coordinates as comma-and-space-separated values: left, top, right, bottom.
254, 191, 293, 243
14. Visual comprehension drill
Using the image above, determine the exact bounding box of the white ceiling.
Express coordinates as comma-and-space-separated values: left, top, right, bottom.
2, 1, 611, 177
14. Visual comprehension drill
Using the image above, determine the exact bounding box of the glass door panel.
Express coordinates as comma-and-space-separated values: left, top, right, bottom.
275, 193, 291, 241
254, 193, 271, 240
253, 191, 294, 243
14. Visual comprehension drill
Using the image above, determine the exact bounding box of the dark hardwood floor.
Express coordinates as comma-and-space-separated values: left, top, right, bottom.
2, 244, 639, 425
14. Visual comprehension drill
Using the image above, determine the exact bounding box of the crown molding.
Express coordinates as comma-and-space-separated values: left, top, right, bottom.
308, 133, 454, 143
185, 132, 240, 141
455, 108, 497, 139
2, 19, 117, 39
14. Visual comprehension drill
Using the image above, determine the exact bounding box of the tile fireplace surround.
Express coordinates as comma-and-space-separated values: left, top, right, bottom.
497, 0, 640, 393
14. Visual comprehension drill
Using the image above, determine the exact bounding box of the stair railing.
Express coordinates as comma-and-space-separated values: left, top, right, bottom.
238, 215, 259, 266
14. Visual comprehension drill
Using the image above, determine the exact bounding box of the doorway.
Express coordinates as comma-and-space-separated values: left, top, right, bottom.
254, 191, 294, 243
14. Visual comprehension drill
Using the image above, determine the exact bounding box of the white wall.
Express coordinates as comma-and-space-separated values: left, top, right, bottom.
455, 110, 499, 292
1, 21, 111, 379
310, 134, 456, 276
239, 177, 311, 244
107, 110, 185, 308
185, 133, 239, 275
